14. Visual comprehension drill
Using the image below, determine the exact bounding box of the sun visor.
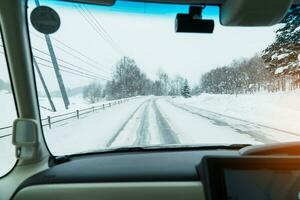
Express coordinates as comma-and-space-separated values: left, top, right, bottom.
220, 0, 293, 26
65, 0, 115, 6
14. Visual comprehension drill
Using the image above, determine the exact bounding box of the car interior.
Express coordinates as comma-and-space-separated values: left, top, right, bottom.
1, 0, 300, 200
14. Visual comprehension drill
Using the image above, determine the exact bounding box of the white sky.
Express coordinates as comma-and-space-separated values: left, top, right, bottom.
0, 0, 279, 92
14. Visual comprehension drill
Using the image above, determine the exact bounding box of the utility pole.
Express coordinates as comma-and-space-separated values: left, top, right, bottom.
33, 58, 56, 112
34, 0, 70, 109
122, 56, 126, 98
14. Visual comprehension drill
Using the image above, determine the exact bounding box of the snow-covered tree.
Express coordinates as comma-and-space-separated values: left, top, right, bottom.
83, 82, 102, 103
181, 79, 191, 98
262, 6, 300, 76
199, 56, 273, 94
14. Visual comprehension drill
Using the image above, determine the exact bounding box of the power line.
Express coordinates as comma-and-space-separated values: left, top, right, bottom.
37, 62, 100, 80
34, 55, 110, 80
50, 35, 112, 70
30, 32, 112, 74
81, 6, 124, 55
33, 49, 111, 79
0, 43, 111, 81
76, 5, 125, 56
82, 5, 125, 55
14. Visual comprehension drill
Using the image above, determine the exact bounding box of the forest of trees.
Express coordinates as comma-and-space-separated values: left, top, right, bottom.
262, 6, 300, 91
198, 56, 275, 94
199, 6, 299, 95
83, 57, 191, 102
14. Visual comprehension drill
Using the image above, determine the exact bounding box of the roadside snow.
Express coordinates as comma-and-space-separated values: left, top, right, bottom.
39, 95, 134, 119
173, 91, 300, 135
157, 99, 260, 145
44, 97, 148, 155
0, 91, 17, 128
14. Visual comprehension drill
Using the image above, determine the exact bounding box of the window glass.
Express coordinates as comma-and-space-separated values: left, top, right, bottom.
0, 36, 17, 177
27, 0, 300, 156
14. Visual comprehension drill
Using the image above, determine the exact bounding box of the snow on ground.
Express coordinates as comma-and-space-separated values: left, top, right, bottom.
110, 98, 174, 148
0, 90, 17, 128
0, 91, 17, 177
109, 100, 147, 148
39, 95, 132, 119
0, 90, 119, 127
148, 100, 162, 145
3, 91, 300, 175
44, 97, 149, 155
172, 91, 300, 135
156, 99, 261, 145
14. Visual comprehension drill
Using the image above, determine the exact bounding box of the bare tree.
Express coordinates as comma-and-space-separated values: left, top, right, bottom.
83, 82, 102, 103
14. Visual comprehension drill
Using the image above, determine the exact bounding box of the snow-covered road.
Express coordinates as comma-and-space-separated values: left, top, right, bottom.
44, 96, 300, 156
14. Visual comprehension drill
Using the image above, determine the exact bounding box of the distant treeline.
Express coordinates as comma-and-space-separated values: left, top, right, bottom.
198, 56, 274, 94
83, 57, 191, 102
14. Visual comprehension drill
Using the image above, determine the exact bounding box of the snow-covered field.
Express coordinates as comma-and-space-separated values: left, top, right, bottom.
2, 90, 300, 176
0, 90, 17, 128
0, 91, 137, 176
45, 96, 264, 156
43, 92, 300, 156
172, 91, 300, 134
0, 91, 17, 177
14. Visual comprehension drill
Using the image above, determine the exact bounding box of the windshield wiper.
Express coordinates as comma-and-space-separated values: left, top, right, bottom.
70, 144, 252, 157
50, 144, 252, 166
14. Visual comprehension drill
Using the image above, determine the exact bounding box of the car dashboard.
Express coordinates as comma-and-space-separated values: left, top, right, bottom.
12, 148, 239, 200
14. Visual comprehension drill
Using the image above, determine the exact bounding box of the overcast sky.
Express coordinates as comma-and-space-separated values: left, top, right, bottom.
0, 0, 279, 92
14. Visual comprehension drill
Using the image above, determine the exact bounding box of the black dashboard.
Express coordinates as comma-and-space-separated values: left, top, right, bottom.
15, 149, 238, 193
14, 146, 300, 200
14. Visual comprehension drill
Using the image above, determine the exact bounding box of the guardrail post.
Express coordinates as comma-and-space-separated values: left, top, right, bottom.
47, 116, 51, 129
76, 110, 79, 119
103, 104, 105, 109
92, 106, 94, 112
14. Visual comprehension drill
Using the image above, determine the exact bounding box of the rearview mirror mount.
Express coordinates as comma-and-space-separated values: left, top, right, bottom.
175, 6, 214, 33
12, 118, 39, 161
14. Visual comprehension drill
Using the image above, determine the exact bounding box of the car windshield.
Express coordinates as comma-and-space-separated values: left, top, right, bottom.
23, 0, 300, 156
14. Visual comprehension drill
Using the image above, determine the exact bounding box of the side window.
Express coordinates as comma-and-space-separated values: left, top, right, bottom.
0, 36, 17, 177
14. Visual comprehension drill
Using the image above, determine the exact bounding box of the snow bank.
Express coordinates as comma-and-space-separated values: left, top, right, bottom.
173, 91, 300, 134
44, 97, 148, 155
